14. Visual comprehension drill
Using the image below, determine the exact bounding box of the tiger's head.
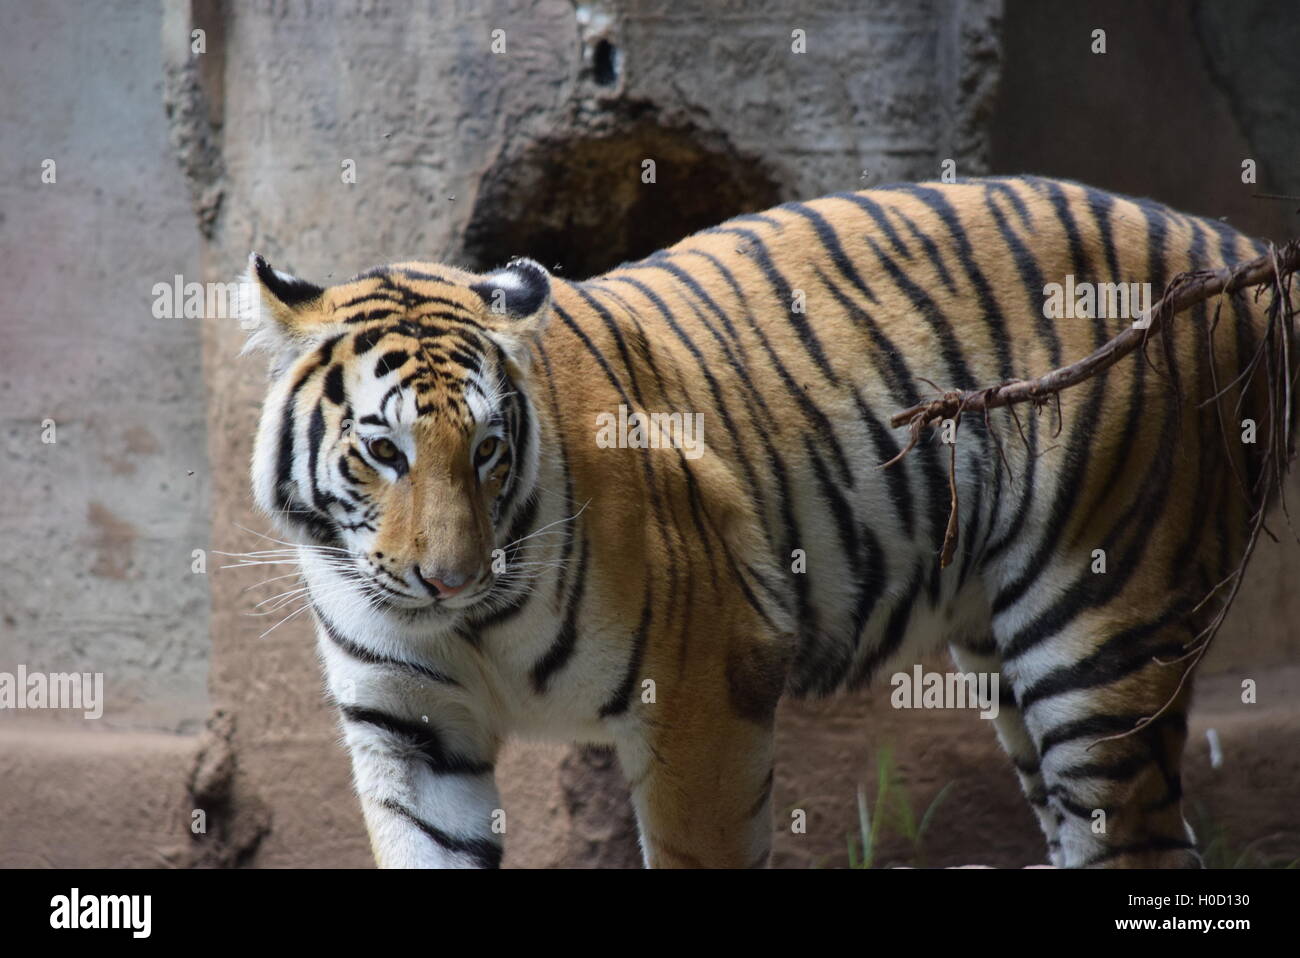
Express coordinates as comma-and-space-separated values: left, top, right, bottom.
242, 253, 551, 618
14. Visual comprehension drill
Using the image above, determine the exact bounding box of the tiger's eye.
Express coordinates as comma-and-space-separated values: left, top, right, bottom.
367, 437, 401, 464
475, 436, 501, 466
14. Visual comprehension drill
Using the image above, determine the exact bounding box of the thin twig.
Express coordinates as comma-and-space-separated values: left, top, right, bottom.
886, 240, 1300, 432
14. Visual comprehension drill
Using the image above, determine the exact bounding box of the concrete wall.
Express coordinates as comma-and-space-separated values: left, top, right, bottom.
0, 0, 210, 731
0, 0, 208, 866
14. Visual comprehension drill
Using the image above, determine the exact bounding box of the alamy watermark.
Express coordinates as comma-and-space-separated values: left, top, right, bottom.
595, 404, 705, 460
0, 665, 103, 719
152, 275, 259, 327
50, 888, 150, 938
890, 665, 999, 719
1043, 274, 1154, 327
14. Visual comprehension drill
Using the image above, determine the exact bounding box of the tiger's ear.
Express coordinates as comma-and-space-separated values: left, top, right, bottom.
470, 258, 552, 370
240, 253, 338, 363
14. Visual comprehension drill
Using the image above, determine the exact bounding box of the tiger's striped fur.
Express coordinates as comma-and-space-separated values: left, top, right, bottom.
244, 176, 1293, 868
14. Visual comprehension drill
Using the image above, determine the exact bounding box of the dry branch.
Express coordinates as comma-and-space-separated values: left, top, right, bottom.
887, 238, 1300, 436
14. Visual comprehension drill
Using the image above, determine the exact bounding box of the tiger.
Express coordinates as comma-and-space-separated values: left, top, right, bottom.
241, 174, 1294, 869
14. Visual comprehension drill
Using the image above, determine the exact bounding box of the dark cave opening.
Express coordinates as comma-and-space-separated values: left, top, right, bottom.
460, 120, 781, 280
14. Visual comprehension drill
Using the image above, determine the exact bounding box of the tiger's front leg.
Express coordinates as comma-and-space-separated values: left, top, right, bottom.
317, 620, 505, 868
618, 717, 777, 869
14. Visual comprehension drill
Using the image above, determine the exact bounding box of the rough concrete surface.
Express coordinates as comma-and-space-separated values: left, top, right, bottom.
1, 0, 1296, 870
0, 0, 210, 733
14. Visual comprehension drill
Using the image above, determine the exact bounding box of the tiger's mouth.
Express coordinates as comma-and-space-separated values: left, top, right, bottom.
363, 570, 495, 615
368, 579, 433, 609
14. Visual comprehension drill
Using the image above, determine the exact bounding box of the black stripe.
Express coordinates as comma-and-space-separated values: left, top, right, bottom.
891, 207, 957, 293
863, 234, 977, 391
352, 326, 389, 355
316, 606, 457, 685
618, 259, 787, 495
985, 185, 1116, 559
1046, 787, 1103, 820
831, 192, 913, 259
783, 200, 880, 302
1016, 606, 1191, 711
341, 308, 400, 325
1059, 186, 1147, 533
611, 258, 795, 566
1037, 712, 1154, 758
597, 596, 654, 718
990, 183, 1117, 610
810, 265, 948, 576
336, 451, 362, 486
271, 336, 342, 521
306, 401, 338, 515
374, 349, 410, 377
496, 372, 531, 524
984, 178, 1036, 231
571, 284, 648, 401
550, 301, 684, 622
791, 435, 887, 696
341, 706, 492, 777
605, 275, 765, 507
666, 250, 814, 626
634, 256, 750, 351
998, 195, 1180, 652
874, 186, 1014, 566
604, 275, 778, 573
534, 341, 577, 606
335, 291, 404, 310
977, 189, 1050, 374
855, 394, 915, 538
529, 532, 589, 693
710, 226, 839, 383
847, 568, 923, 688
377, 798, 502, 868
1165, 215, 1217, 587
323, 364, 345, 405
629, 258, 855, 490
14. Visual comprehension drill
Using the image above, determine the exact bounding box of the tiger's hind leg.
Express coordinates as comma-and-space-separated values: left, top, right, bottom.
1000, 618, 1202, 868
949, 641, 1062, 865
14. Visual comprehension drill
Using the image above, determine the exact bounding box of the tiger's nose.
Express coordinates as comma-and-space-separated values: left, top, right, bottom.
414, 567, 470, 599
